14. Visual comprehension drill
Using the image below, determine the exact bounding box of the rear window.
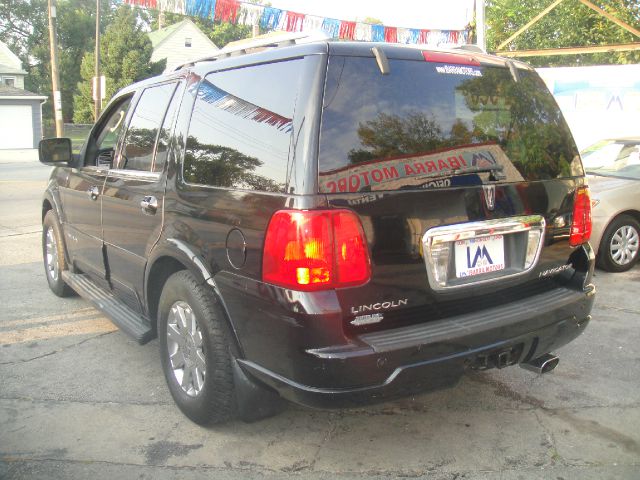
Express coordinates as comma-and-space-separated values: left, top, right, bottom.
318, 56, 582, 193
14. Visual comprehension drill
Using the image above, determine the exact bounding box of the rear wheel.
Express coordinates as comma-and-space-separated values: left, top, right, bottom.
597, 215, 640, 272
158, 270, 236, 424
42, 210, 73, 297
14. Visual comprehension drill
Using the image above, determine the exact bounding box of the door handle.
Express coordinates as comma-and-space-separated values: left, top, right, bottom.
140, 195, 158, 215
87, 185, 100, 201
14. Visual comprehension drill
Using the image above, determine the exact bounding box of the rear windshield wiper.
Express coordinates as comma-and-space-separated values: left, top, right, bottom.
450, 165, 506, 181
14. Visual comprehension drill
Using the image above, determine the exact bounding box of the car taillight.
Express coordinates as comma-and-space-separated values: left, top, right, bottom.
262, 209, 371, 291
570, 186, 592, 247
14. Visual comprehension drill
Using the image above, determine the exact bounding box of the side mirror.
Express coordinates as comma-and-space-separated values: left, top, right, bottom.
39, 138, 73, 166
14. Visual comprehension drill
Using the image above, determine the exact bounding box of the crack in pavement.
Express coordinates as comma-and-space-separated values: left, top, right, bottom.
533, 409, 566, 467
597, 304, 640, 316
0, 330, 116, 365
0, 396, 172, 407
1, 394, 639, 414
303, 413, 339, 473
469, 372, 640, 457
6, 456, 639, 478
0, 230, 40, 238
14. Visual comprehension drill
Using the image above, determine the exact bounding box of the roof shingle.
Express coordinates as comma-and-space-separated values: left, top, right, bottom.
0, 85, 47, 98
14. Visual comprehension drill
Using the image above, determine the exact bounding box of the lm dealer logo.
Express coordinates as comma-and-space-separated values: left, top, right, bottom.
467, 244, 493, 269
457, 236, 505, 277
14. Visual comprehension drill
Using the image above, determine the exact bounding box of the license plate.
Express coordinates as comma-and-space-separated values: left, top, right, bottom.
454, 234, 505, 278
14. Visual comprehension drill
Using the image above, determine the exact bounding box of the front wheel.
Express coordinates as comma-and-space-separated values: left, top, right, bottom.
42, 210, 73, 297
158, 270, 236, 425
597, 215, 640, 272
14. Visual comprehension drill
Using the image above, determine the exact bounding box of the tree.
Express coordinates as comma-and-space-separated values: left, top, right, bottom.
487, 0, 640, 66
73, 5, 165, 122
348, 112, 444, 164
183, 137, 263, 187
455, 69, 577, 178
0, 0, 114, 125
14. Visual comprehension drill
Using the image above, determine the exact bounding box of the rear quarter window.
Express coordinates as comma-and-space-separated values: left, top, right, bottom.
183, 59, 303, 192
319, 56, 582, 193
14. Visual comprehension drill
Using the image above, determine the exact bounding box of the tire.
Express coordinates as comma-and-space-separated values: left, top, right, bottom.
42, 210, 73, 297
597, 214, 640, 273
158, 270, 236, 425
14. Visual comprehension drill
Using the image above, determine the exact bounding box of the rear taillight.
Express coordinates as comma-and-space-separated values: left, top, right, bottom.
570, 186, 592, 247
262, 209, 371, 291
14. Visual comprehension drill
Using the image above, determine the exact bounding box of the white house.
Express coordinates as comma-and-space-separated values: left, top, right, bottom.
0, 40, 27, 89
0, 41, 47, 149
149, 19, 219, 72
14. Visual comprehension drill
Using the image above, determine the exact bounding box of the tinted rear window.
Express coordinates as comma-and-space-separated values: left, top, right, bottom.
183, 60, 302, 192
319, 56, 582, 193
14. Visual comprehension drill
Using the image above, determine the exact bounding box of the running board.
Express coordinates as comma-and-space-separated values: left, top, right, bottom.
62, 271, 154, 345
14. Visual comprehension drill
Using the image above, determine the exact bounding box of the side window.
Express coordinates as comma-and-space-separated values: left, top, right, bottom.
153, 83, 181, 173
183, 59, 303, 192
96, 100, 130, 151
119, 82, 178, 172
84, 96, 132, 167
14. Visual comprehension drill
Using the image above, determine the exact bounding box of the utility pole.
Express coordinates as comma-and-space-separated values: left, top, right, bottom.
476, 0, 486, 51
94, 0, 101, 121
47, 0, 64, 137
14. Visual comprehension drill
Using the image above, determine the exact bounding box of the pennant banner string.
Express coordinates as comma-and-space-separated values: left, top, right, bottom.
124, 0, 469, 46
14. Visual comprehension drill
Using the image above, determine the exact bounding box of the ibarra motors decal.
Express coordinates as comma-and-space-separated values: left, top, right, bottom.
351, 299, 408, 315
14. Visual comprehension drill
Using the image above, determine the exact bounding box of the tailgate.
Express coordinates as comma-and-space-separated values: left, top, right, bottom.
318, 51, 586, 333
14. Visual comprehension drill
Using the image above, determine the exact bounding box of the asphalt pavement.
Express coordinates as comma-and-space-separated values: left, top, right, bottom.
1, 158, 639, 479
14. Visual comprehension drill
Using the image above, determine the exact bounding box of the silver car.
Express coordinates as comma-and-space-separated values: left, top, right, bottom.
582, 138, 640, 272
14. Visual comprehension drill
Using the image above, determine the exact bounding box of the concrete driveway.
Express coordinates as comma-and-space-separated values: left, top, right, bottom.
0, 148, 39, 164
1, 160, 639, 479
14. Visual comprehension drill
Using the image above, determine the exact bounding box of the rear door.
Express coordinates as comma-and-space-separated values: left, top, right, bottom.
101, 81, 181, 312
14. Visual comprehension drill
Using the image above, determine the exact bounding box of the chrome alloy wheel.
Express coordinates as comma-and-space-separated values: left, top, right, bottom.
610, 225, 639, 266
166, 301, 206, 397
45, 226, 59, 282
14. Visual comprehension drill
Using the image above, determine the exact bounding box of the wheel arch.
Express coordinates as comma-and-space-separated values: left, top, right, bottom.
146, 255, 188, 332
596, 210, 640, 271
42, 193, 72, 270
616, 210, 640, 225
145, 241, 244, 357
42, 187, 65, 221
42, 198, 53, 221
599, 209, 640, 250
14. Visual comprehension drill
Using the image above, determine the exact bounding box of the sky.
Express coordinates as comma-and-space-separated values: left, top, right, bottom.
267, 0, 476, 31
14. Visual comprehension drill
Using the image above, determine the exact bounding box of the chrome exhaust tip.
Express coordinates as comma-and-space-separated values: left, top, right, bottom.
520, 353, 559, 374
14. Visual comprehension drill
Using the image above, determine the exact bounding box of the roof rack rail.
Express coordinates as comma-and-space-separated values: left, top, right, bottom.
173, 31, 331, 71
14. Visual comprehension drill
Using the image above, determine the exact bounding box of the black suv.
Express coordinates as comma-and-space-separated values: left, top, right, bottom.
39, 39, 595, 424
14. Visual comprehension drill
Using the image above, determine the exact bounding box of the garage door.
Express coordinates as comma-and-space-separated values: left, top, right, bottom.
0, 105, 33, 149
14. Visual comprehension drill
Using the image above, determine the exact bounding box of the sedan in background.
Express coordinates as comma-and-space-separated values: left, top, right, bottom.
582, 138, 640, 272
